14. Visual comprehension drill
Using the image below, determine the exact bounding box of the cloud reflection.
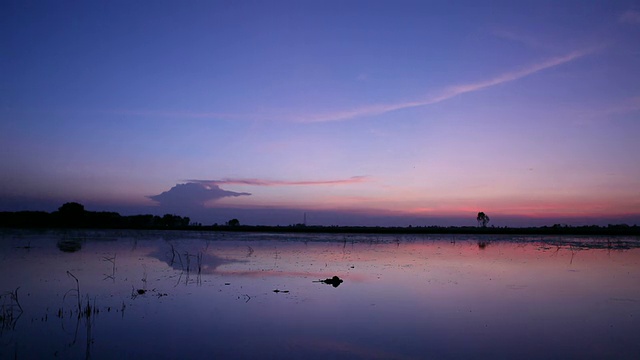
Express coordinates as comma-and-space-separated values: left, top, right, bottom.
148, 246, 247, 274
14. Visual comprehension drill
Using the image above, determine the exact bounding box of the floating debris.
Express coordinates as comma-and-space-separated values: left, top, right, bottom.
314, 276, 344, 288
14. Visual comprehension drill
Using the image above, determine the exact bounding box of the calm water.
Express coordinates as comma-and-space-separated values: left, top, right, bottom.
1, 229, 639, 359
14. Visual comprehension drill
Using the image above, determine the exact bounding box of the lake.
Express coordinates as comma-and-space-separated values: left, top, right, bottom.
1, 229, 639, 359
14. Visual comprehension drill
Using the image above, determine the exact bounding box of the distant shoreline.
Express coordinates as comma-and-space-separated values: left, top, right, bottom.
2, 224, 639, 236
200, 224, 640, 236
2, 202, 639, 236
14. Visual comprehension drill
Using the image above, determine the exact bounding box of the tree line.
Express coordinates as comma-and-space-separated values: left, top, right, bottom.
0, 202, 192, 229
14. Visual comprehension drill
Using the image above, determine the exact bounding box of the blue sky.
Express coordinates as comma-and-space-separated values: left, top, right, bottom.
2, 1, 639, 226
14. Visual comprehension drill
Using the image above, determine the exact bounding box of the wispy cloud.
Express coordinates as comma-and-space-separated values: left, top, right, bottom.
295, 47, 599, 123
187, 176, 369, 187
619, 10, 640, 24
605, 96, 640, 115
109, 109, 257, 121
116, 48, 598, 124
587, 95, 640, 118
491, 28, 556, 51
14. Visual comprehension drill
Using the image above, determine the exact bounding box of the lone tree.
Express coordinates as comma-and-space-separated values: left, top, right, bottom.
58, 202, 85, 215
477, 212, 490, 228
56, 202, 87, 227
227, 218, 240, 226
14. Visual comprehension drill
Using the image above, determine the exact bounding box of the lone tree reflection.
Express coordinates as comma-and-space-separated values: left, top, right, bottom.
477, 212, 490, 228
57, 239, 82, 252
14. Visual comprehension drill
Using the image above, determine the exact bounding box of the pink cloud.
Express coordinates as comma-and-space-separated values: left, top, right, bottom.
187, 176, 369, 187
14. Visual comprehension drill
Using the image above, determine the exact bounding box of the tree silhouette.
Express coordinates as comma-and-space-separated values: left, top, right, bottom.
477, 212, 490, 228
160, 214, 190, 227
56, 202, 86, 227
58, 202, 85, 215
227, 219, 240, 226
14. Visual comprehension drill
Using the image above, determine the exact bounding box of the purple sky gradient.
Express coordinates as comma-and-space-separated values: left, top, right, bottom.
1, 1, 639, 226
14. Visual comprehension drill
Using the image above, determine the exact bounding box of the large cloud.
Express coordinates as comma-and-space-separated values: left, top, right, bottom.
148, 182, 250, 209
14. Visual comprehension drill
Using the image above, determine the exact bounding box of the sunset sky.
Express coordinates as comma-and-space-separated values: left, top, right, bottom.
2, 1, 639, 226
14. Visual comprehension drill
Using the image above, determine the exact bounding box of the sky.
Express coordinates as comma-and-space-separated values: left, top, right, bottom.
1, 0, 640, 227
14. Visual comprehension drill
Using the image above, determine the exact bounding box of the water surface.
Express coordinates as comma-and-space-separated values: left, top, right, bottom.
1, 230, 639, 359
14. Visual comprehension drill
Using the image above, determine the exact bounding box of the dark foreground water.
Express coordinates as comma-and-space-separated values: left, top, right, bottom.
1, 230, 639, 359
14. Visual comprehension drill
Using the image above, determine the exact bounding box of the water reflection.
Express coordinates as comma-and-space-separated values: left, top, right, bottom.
314, 276, 344, 287
149, 243, 246, 274
57, 238, 82, 253
0, 230, 639, 359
